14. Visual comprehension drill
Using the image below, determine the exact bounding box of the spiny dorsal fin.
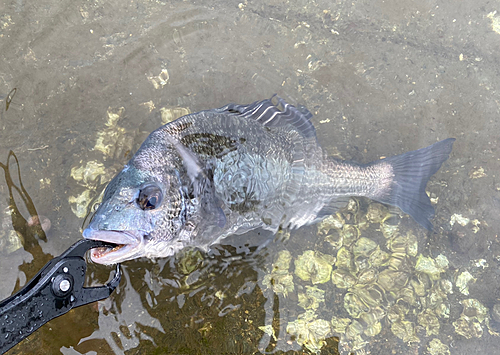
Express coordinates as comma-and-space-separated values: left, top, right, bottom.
218, 95, 317, 140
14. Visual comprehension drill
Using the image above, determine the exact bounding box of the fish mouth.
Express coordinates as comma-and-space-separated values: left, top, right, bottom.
83, 228, 144, 265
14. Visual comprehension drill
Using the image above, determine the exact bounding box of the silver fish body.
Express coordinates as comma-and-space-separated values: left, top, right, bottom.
83, 96, 454, 264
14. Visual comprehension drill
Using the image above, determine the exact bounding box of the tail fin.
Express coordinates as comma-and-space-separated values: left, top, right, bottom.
372, 138, 455, 230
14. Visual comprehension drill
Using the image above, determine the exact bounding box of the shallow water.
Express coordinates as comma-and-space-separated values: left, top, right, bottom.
1, 0, 500, 354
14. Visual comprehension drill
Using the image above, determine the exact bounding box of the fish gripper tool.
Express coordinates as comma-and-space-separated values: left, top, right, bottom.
0, 239, 121, 354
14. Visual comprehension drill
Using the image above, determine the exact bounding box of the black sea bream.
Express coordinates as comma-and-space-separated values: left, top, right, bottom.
83, 96, 455, 264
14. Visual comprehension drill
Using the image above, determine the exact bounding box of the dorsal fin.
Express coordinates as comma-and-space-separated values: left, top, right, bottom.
217, 95, 317, 140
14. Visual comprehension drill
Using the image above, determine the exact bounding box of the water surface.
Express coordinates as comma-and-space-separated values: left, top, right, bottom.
1, 0, 500, 354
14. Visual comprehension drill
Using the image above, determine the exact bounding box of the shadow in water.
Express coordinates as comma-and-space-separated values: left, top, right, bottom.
0, 151, 107, 353
0, 150, 53, 288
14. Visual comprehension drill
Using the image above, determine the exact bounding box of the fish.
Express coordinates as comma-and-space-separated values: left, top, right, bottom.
83, 96, 455, 264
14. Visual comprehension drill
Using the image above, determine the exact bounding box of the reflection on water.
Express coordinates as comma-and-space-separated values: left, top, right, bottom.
2, 0, 500, 354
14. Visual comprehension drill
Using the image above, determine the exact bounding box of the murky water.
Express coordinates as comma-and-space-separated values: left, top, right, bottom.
1, 0, 500, 354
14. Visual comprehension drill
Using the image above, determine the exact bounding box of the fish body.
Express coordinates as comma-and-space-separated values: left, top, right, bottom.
83, 96, 455, 264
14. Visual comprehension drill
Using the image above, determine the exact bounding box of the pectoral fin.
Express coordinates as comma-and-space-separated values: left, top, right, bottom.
165, 134, 204, 184
166, 132, 226, 229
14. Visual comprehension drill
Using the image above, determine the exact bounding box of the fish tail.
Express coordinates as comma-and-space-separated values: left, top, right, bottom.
370, 138, 455, 230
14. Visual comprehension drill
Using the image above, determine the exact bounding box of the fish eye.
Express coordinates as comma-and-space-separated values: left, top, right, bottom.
136, 184, 163, 210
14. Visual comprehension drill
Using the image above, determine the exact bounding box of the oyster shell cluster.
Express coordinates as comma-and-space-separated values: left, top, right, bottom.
259, 198, 497, 354
68, 107, 132, 218
318, 202, 449, 352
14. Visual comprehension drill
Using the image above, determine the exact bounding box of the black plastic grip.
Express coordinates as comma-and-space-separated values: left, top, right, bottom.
0, 257, 86, 353
0, 239, 121, 354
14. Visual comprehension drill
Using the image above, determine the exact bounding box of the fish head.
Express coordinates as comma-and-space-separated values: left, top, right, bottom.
83, 163, 189, 264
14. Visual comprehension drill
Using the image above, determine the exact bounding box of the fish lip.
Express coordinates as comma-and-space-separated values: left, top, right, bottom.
82, 228, 144, 265
83, 228, 141, 245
